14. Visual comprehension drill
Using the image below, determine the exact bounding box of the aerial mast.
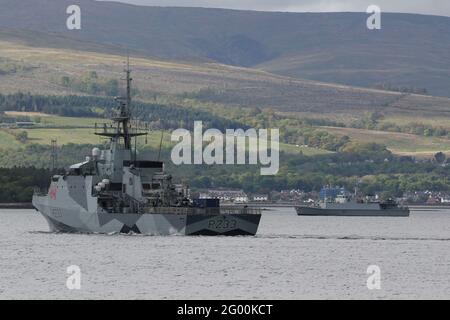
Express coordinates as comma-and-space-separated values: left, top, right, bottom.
121, 55, 132, 149
126, 55, 131, 113
95, 56, 146, 149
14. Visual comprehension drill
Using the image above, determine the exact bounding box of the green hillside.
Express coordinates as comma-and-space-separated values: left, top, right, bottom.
1, 40, 450, 158
0, 112, 326, 154
1, 2, 450, 160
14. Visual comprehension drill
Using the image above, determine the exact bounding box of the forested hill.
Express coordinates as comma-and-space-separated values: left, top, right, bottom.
0, 0, 449, 96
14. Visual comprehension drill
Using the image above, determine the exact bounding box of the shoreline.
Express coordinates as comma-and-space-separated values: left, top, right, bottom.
229, 202, 450, 209
1, 202, 450, 211
0, 203, 34, 209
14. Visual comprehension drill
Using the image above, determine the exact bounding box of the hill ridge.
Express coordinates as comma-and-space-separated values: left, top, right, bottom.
1, 0, 450, 96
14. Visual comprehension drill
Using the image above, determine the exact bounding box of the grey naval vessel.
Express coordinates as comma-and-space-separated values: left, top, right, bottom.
296, 195, 410, 217
32, 65, 261, 236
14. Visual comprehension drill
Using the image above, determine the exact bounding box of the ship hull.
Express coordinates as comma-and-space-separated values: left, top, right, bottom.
295, 206, 410, 217
33, 198, 261, 236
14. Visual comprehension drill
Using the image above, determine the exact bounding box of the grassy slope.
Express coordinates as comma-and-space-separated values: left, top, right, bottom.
379, 114, 450, 129
0, 113, 327, 156
322, 126, 450, 157
0, 130, 21, 148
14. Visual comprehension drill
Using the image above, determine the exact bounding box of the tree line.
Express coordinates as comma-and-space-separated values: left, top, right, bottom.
1, 142, 450, 202
0, 92, 247, 132
0, 167, 51, 203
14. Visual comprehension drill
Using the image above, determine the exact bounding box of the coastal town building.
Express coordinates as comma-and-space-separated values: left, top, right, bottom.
199, 189, 249, 203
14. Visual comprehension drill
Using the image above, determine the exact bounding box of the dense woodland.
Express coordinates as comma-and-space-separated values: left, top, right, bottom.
0, 167, 51, 203
0, 92, 247, 132
59, 72, 120, 97
178, 143, 450, 197
0, 142, 449, 203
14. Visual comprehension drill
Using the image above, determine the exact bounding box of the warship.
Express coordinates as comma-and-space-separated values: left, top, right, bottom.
296, 195, 410, 217
32, 63, 261, 236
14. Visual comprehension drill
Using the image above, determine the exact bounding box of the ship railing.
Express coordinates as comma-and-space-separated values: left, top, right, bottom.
143, 206, 261, 215
122, 193, 146, 214
219, 207, 261, 215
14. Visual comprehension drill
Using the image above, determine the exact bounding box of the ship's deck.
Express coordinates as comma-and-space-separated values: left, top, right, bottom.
142, 206, 261, 215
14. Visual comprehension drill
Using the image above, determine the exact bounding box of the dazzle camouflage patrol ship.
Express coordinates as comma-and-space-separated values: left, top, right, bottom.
32, 63, 261, 236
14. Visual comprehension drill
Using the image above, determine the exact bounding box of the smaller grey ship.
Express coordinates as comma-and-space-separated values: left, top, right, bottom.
296, 195, 410, 217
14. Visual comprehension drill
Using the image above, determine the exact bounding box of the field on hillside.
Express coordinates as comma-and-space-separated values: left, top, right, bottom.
379, 114, 450, 129
8, 121, 450, 158
4, 111, 109, 127
323, 126, 450, 157
280, 111, 450, 128
0, 130, 21, 149
4, 109, 450, 158
0, 113, 326, 156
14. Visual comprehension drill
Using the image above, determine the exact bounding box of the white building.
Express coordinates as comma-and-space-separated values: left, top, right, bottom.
199, 189, 249, 203
253, 194, 269, 202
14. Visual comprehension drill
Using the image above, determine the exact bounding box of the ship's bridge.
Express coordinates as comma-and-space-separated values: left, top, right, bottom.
68, 160, 95, 176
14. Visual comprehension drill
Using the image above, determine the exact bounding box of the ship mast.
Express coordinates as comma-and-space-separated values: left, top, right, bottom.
95, 56, 146, 150
122, 55, 132, 149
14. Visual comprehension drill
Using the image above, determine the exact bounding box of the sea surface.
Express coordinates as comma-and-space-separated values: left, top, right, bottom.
0, 207, 449, 299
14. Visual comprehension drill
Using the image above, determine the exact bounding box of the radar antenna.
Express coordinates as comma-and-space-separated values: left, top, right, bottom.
95, 56, 146, 150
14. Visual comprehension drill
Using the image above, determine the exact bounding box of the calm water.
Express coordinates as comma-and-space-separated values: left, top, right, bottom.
0, 208, 449, 299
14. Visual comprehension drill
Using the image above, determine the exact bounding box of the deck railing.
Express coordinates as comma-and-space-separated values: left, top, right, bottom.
143, 206, 261, 215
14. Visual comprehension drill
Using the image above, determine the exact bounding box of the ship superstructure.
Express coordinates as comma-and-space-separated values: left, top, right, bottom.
32, 63, 261, 235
